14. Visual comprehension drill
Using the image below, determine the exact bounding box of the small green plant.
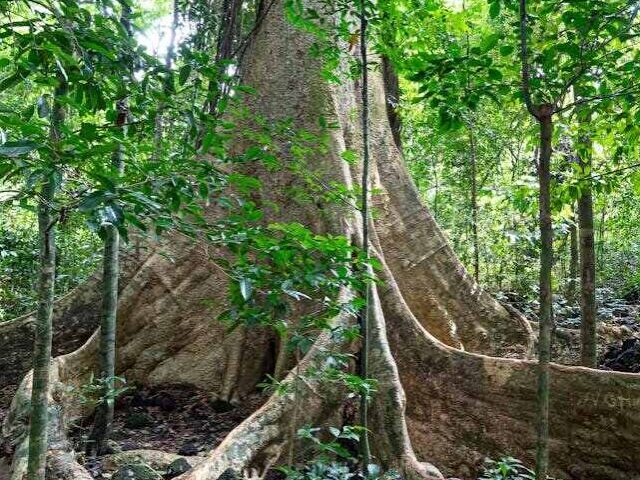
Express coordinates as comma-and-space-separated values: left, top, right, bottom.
479, 457, 534, 480
278, 426, 400, 480
479, 457, 558, 480
72, 374, 132, 408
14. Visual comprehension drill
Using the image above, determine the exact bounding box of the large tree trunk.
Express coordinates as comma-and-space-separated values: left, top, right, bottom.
3, 2, 640, 480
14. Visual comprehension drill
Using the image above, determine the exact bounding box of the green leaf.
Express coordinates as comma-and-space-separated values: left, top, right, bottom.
0, 72, 23, 92
480, 33, 500, 53
0, 140, 41, 157
631, 171, 640, 195
79, 39, 116, 59
341, 149, 358, 164
489, 1, 501, 19
178, 64, 192, 86
499, 45, 514, 56
239, 278, 252, 301
488, 68, 503, 81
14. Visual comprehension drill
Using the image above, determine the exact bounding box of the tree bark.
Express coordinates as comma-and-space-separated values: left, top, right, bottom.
381, 56, 401, 151
358, 0, 372, 467
207, 0, 243, 115
567, 210, 578, 305
87, 2, 131, 455
578, 120, 596, 368
87, 224, 119, 455
534, 108, 554, 480
518, 2, 555, 476
26, 78, 66, 480
26, 177, 57, 480
469, 125, 480, 283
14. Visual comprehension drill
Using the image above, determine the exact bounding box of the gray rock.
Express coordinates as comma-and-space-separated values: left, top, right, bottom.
165, 457, 192, 478
112, 464, 163, 480
217, 468, 239, 480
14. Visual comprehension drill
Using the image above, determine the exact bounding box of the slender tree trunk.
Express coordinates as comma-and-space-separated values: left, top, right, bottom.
26, 80, 66, 480
577, 115, 596, 368
567, 211, 578, 305
535, 108, 554, 480
518, 1, 555, 474
87, 224, 120, 455
597, 202, 606, 270
87, 1, 131, 455
432, 153, 440, 219
207, 0, 243, 115
87, 103, 127, 456
469, 126, 480, 282
358, 0, 371, 468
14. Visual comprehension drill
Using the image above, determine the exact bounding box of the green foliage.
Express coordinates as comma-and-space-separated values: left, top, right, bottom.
0, 205, 100, 321
479, 457, 558, 480
279, 426, 400, 480
71, 374, 132, 408
388, 0, 640, 302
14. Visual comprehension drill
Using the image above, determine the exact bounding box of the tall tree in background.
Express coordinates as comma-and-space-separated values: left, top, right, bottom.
516, 0, 640, 475
567, 209, 578, 305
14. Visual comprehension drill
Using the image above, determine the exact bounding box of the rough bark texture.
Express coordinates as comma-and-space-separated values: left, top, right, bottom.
381, 56, 401, 151
468, 125, 479, 283
27, 175, 57, 480
567, 212, 578, 305
534, 108, 554, 480
0, 248, 144, 408
3, 2, 640, 480
87, 223, 120, 455
26, 79, 67, 480
578, 132, 596, 368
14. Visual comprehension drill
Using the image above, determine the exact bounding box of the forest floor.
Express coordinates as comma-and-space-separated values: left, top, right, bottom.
69, 384, 266, 478
1, 292, 639, 478
501, 287, 640, 371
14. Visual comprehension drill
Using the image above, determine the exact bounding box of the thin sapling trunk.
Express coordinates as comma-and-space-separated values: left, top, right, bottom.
469, 125, 480, 282
87, 0, 131, 455
534, 107, 554, 480
567, 210, 578, 305
577, 112, 596, 368
359, 0, 372, 468
26, 78, 67, 480
519, 1, 554, 477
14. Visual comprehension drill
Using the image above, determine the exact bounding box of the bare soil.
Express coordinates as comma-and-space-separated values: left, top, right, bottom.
70, 384, 266, 478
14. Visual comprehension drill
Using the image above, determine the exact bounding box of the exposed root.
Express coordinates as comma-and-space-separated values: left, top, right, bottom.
46, 450, 93, 480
